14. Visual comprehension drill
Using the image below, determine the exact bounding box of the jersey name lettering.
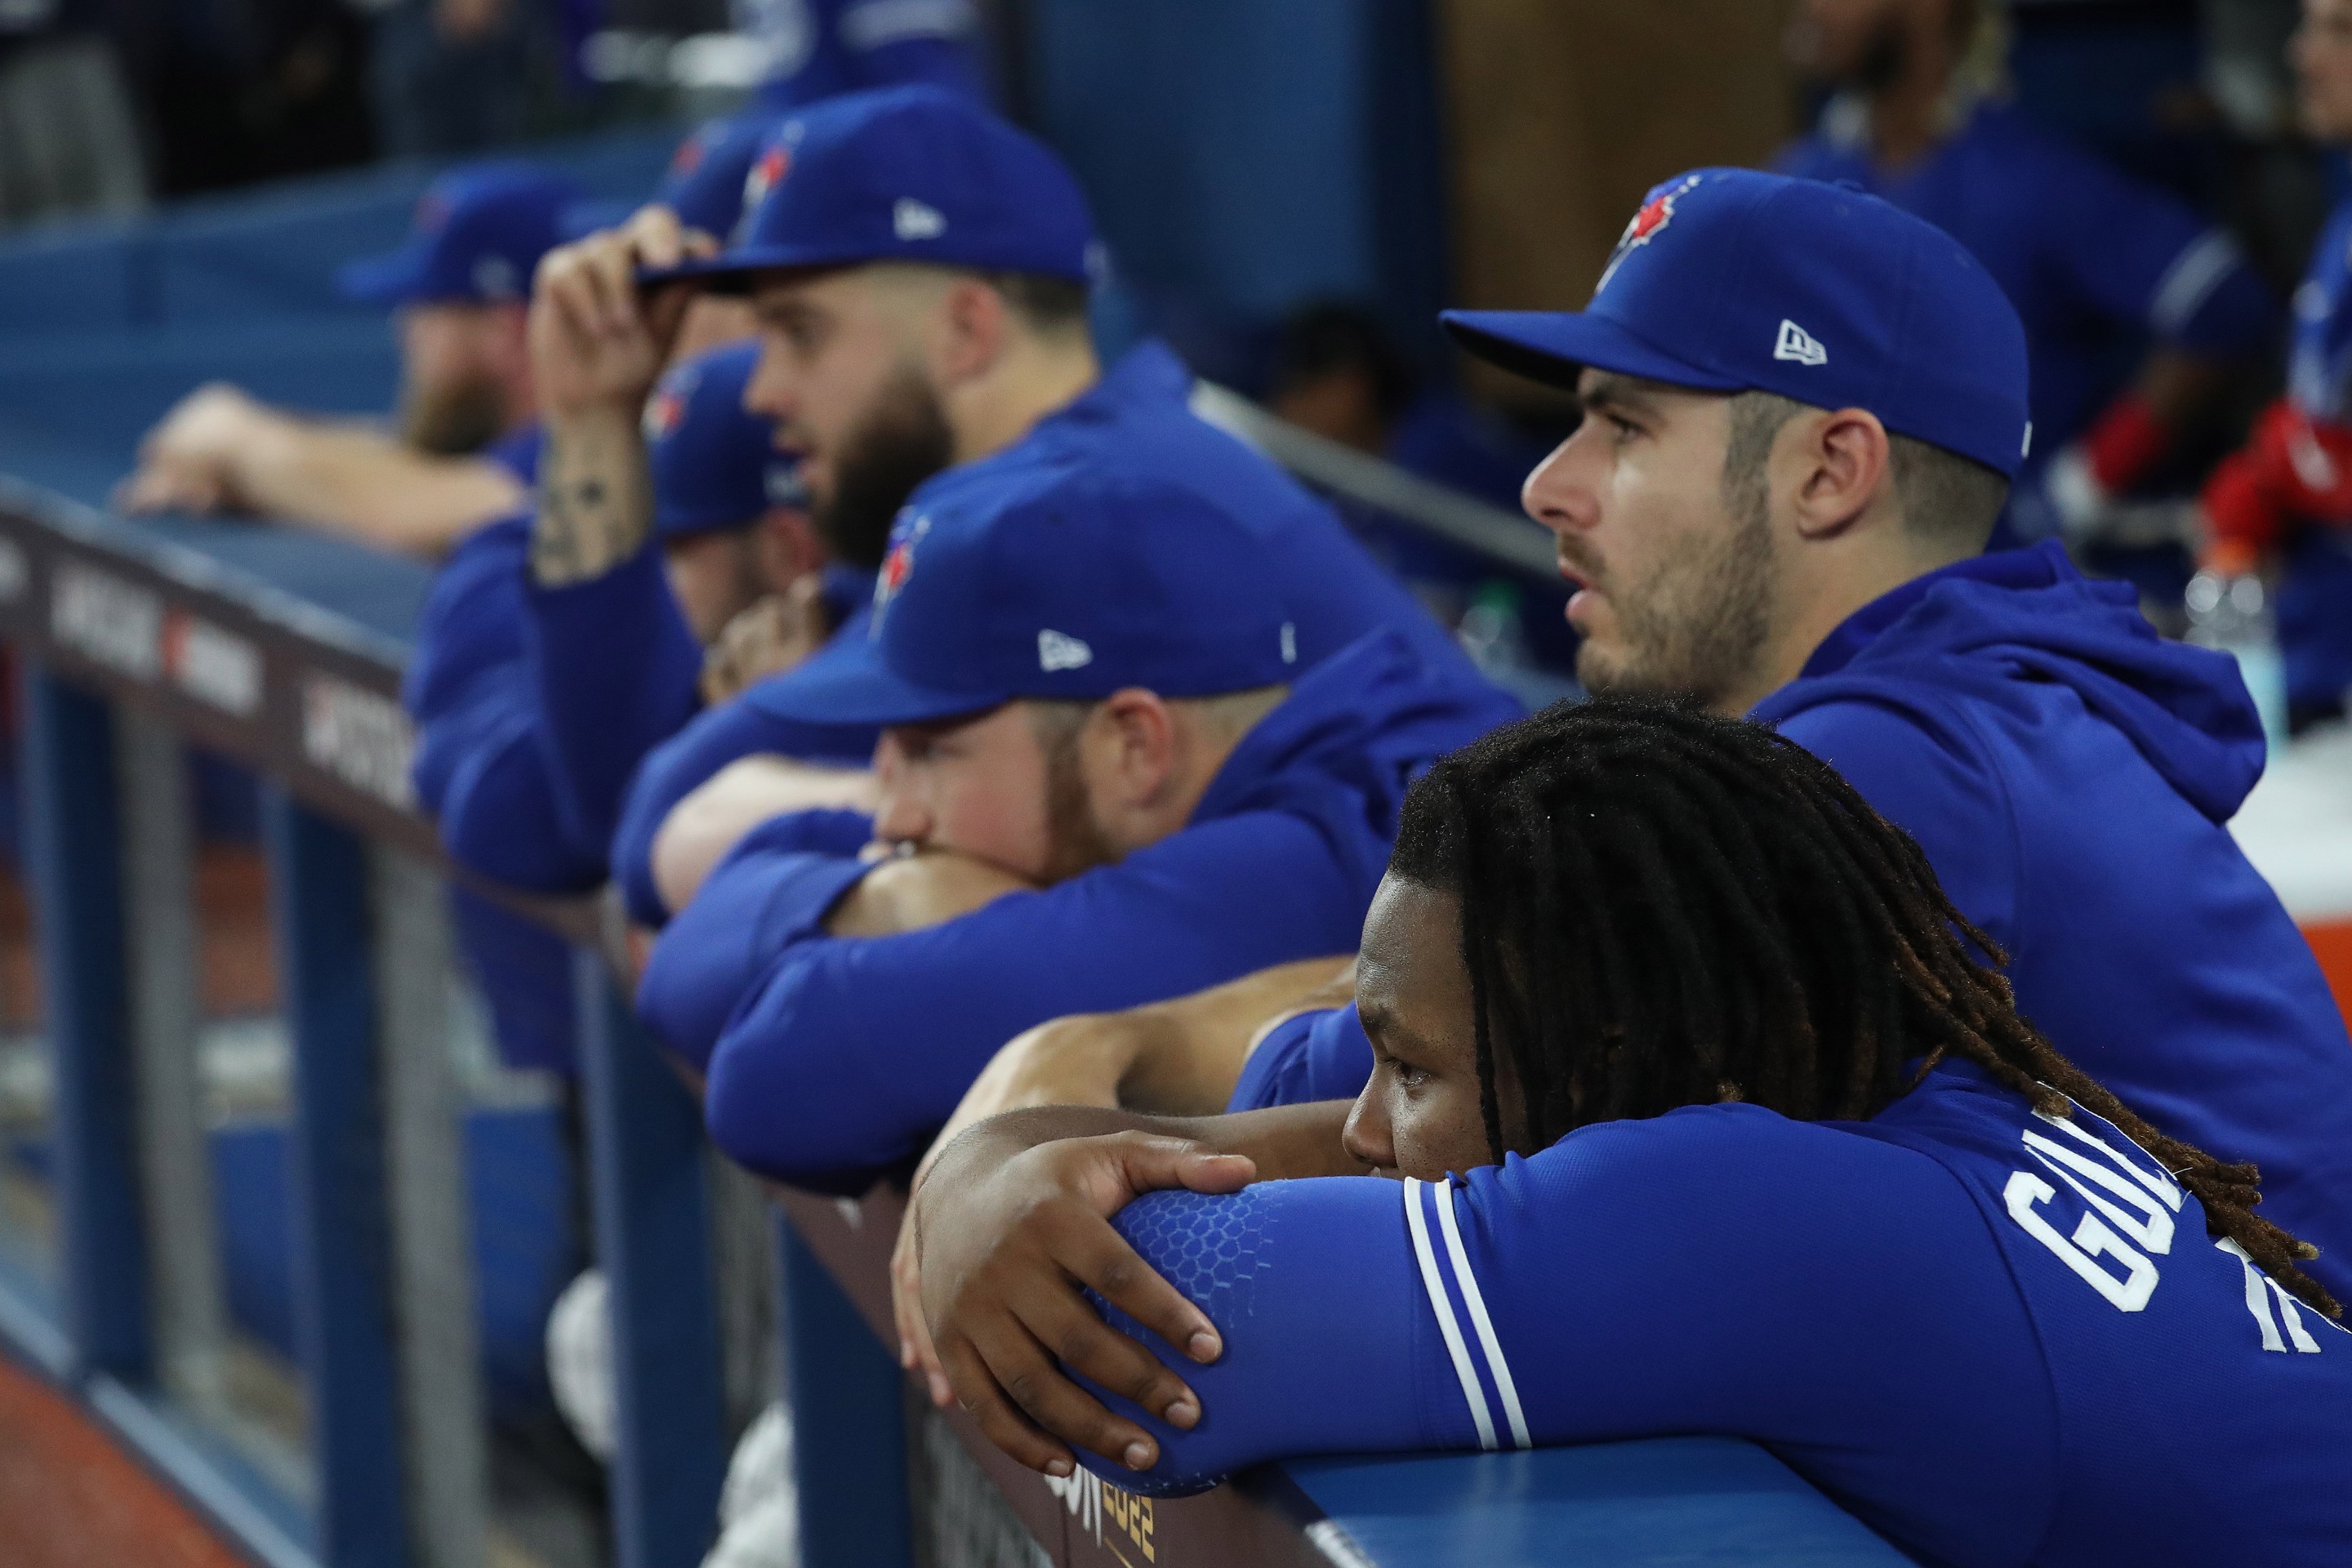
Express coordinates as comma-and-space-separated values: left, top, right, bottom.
2002, 1109, 2182, 1312
2216, 1238, 2325, 1354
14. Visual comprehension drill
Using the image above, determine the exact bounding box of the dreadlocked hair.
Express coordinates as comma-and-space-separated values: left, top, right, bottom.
1388, 696, 2338, 1317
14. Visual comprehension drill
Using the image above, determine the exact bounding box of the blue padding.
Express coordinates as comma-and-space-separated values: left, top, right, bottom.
1285, 1439, 1909, 1566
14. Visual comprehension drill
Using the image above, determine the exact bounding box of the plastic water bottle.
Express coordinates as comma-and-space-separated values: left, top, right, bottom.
2185, 547, 2288, 751
1457, 580, 1530, 679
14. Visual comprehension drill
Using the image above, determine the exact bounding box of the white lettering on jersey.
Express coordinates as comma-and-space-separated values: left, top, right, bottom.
2216, 1238, 2324, 1354
2003, 1111, 2179, 1312
2007, 1172, 2161, 1311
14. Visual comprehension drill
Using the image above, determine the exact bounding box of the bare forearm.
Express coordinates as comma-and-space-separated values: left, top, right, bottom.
235, 418, 523, 552
947, 1102, 1362, 1187
532, 407, 656, 586
1116, 956, 1355, 1116
649, 757, 878, 913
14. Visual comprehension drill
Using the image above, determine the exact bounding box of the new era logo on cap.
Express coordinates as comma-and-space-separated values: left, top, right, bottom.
1037, 629, 1093, 672
1774, 318, 1827, 367
893, 198, 947, 240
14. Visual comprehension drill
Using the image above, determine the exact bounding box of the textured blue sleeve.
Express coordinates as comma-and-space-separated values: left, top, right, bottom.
703, 812, 1371, 1186
522, 545, 705, 862
2034, 140, 2274, 355
1772, 697, 2019, 957
610, 645, 883, 929
633, 809, 878, 1068
1093, 1109, 2057, 1568
1227, 1003, 1374, 1112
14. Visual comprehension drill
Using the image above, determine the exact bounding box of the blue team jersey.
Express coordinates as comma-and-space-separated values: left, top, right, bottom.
739, 0, 984, 111
609, 341, 1494, 927
1778, 100, 2272, 466
1243, 546, 2352, 1308
1100, 1061, 2352, 1566
639, 629, 1523, 1189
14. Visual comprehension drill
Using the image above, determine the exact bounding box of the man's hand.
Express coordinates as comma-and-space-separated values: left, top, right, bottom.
914, 1124, 1253, 1477
892, 1014, 1154, 1404
118, 384, 277, 515
701, 577, 835, 705
530, 206, 712, 422
825, 850, 1031, 938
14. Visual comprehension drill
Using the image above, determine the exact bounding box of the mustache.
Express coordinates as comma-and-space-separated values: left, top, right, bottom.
1555, 537, 1604, 587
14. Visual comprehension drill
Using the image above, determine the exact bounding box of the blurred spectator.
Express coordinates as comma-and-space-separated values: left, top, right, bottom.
737, 0, 983, 110
2199, 0, 2352, 727
366, 0, 534, 157
118, 161, 581, 555
0, 3, 146, 226
1781, 0, 2278, 546
139, 0, 375, 196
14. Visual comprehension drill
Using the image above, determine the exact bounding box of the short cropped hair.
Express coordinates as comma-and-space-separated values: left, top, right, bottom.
1724, 390, 2009, 550
977, 270, 1092, 336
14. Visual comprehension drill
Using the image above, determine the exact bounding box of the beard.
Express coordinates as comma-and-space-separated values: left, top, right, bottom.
814, 363, 956, 571
1572, 497, 1776, 712
399, 372, 509, 457
1038, 715, 1120, 884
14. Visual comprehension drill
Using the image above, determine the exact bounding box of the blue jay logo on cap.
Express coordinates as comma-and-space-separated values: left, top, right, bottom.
1037, 630, 1092, 672
1597, 172, 1704, 295
738, 144, 794, 243
643, 381, 688, 442
1774, 319, 1828, 368
872, 513, 929, 628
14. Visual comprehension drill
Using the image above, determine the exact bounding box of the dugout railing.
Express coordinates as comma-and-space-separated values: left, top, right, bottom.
0, 434, 1913, 1568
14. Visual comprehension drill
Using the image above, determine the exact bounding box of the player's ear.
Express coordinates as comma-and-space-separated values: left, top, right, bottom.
936, 275, 1012, 387
1092, 690, 1179, 808
1788, 406, 1893, 542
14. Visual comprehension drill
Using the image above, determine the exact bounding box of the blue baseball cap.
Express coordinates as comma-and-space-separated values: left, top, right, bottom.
645, 86, 1098, 294
1441, 168, 2034, 479
341, 161, 587, 307
750, 456, 1303, 728
655, 113, 784, 240
645, 341, 804, 541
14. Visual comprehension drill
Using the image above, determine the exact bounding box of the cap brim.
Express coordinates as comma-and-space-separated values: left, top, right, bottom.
337, 243, 432, 305
1441, 309, 1745, 394
637, 244, 865, 296
745, 635, 1003, 729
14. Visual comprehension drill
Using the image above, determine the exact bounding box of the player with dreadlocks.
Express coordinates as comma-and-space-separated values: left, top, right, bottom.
911, 697, 2352, 1567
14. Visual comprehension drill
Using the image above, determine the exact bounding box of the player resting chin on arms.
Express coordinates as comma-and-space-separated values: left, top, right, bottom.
911, 699, 2352, 1568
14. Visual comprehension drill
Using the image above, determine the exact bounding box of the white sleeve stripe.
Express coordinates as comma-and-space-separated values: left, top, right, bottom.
1431, 1179, 1531, 1450
1403, 1178, 1497, 1450
2150, 229, 2243, 338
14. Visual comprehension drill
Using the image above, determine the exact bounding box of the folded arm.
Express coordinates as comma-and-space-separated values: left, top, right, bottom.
693, 813, 1367, 1185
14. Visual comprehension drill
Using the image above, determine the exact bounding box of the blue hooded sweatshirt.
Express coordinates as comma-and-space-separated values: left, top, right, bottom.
636, 629, 1525, 1191
1240, 545, 2352, 1303
610, 338, 1492, 929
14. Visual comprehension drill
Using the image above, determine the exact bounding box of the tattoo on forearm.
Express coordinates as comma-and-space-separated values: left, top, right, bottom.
532, 427, 652, 586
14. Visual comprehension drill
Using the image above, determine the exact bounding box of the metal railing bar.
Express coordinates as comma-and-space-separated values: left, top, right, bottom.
368, 843, 491, 1568
1187, 383, 1558, 580
117, 706, 229, 1414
